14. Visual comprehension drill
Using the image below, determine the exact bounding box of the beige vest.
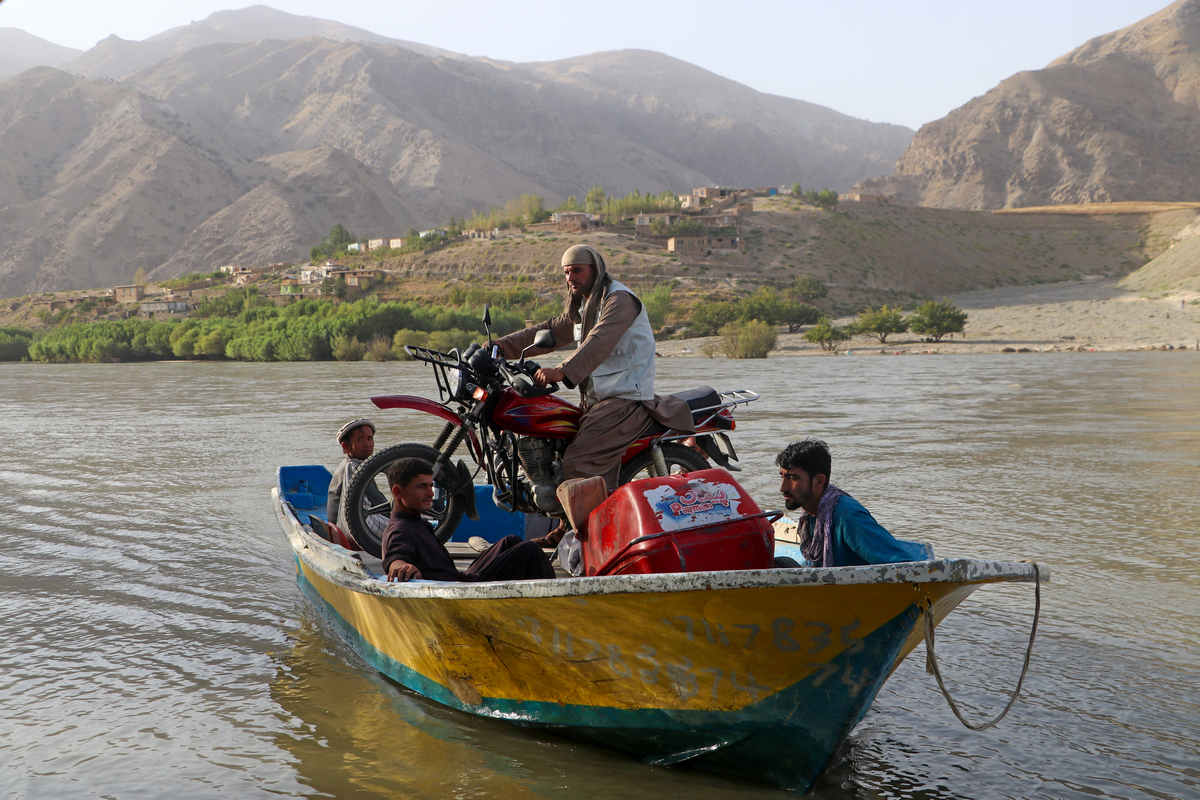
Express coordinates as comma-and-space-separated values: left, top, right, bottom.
576, 279, 656, 404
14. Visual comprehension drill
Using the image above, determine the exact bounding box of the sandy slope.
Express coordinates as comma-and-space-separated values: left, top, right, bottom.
655, 278, 1200, 357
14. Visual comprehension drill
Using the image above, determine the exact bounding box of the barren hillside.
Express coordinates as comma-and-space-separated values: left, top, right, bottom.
0, 28, 82, 82
857, 0, 1200, 211
0, 6, 914, 298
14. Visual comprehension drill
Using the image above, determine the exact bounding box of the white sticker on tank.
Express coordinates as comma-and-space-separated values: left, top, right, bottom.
642, 480, 743, 532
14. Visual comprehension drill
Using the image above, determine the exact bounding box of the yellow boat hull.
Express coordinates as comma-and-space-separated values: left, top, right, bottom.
274, 488, 1041, 791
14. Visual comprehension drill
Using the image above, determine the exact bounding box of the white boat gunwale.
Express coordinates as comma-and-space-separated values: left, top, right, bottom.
275, 487, 1045, 600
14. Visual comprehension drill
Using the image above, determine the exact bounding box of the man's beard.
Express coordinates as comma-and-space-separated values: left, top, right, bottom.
782, 494, 801, 511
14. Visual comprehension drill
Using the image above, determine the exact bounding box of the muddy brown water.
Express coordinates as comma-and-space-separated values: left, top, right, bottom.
2, 353, 1198, 799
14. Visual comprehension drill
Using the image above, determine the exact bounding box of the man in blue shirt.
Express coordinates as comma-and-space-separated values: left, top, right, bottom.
777, 439, 932, 567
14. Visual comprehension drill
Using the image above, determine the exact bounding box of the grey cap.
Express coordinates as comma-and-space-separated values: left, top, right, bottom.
336, 418, 375, 443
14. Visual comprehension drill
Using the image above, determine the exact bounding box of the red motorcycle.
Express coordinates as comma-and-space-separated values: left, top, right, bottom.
341, 313, 758, 555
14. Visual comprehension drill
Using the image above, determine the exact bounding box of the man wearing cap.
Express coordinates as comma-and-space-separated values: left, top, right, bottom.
495, 245, 693, 496
327, 418, 388, 538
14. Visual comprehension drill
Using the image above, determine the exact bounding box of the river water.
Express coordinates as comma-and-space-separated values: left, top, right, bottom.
2, 353, 1198, 799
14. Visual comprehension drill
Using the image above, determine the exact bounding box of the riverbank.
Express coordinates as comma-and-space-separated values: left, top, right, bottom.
656, 277, 1200, 357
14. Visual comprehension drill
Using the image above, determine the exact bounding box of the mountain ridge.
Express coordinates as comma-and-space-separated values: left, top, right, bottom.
0, 7, 912, 297
855, 0, 1200, 210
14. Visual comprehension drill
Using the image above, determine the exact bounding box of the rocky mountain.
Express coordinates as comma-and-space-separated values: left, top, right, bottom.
857, 0, 1200, 210
0, 6, 913, 297
63, 4, 454, 81
0, 29, 82, 82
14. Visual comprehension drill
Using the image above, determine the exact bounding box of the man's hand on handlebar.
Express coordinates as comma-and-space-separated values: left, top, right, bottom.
535, 367, 565, 387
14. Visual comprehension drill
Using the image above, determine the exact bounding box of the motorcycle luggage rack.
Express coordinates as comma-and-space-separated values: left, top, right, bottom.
404, 345, 463, 402
689, 389, 759, 431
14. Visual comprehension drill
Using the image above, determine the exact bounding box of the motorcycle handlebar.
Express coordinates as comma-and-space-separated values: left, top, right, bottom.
407, 342, 559, 397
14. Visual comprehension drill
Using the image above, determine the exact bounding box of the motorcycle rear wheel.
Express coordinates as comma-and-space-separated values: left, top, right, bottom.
618, 442, 710, 484
341, 443, 465, 556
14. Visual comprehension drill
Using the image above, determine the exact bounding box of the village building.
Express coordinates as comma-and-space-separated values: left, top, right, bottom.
633, 212, 686, 235
113, 285, 145, 304
338, 268, 383, 289
840, 192, 892, 205
667, 236, 742, 257
300, 266, 329, 284
527, 212, 598, 233
139, 300, 190, 319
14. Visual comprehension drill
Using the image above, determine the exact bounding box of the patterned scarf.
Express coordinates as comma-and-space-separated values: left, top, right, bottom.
798, 484, 846, 567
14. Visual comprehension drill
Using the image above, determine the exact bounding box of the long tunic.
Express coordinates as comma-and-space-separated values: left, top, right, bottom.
497, 290, 693, 489
794, 495, 932, 567
381, 509, 553, 582
327, 456, 388, 536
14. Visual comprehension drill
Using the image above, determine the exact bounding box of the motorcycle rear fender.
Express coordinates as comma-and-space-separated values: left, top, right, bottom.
370, 394, 483, 461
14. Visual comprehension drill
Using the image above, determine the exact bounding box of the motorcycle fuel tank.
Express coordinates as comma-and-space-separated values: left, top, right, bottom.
492, 387, 581, 439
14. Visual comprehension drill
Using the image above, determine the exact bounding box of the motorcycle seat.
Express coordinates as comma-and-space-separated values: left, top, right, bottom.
639, 386, 728, 437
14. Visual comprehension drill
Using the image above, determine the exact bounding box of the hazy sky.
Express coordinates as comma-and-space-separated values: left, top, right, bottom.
0, 0, 1174, 129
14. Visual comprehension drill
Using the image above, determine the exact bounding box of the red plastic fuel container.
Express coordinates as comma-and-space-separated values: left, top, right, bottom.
581, 468, 775, 577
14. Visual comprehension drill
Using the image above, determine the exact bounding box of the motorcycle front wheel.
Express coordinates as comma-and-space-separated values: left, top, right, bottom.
341, 443, 466, 556
618, 441, 710, 484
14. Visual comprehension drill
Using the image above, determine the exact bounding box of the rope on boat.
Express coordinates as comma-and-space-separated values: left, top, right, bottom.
922, 561, 1041, 731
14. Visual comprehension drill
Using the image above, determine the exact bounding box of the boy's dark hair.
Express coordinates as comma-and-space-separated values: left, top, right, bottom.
386, 457, 434, 489
776, 439, 832, 479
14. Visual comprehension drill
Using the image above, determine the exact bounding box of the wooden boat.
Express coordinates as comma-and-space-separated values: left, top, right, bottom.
274, 465, 1044, 792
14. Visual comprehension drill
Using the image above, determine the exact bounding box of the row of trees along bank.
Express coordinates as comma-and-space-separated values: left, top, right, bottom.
20, 291, 532, 363
803, 300, 969, 352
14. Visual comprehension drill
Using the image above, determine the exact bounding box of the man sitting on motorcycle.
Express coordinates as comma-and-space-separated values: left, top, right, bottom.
494, 244, 694, 513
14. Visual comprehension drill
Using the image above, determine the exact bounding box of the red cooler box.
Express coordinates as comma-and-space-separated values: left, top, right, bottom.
581, 468, 775, 577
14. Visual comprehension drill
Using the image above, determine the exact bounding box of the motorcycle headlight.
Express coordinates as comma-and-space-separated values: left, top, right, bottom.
447, 366, 463, 398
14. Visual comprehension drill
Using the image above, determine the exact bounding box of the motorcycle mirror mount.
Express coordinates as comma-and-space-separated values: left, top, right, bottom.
482, 304, 493, 343
519, 329, 556, 363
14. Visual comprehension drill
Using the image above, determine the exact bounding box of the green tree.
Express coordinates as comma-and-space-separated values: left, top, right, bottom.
781, 302, 820, 333
737, 287, 791, 327
196, 329, 227, 358
333, 276, 348, 299
585, 185, 606, 214
170, 325, 200, 358
688, 299, 740, 336
790, 274, 827, 303
909, 298, 968, 342
0, 326, 34, 361
642, 282, 675, 328
851, 305, 909, 343
804, 188, 839, 210
331, 335, 368, 361
791, 182, 801, 197
803, 317, 851, 351
365, 334, 393, 362
720, 320, 776, 358
132, 266, 147, 284
311, 222, 359, 262
661, 219, 704, 238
